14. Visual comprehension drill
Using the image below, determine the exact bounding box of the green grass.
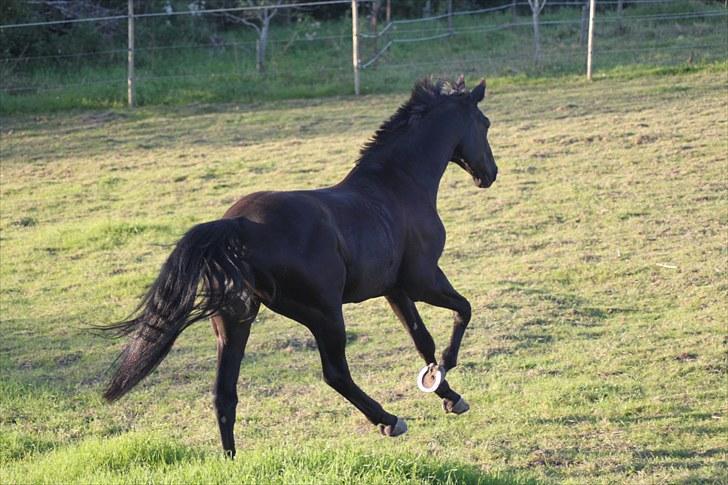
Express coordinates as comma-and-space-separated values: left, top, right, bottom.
1, 432, 518, 484
1, 67, 727, 483
1, 1, 726, 113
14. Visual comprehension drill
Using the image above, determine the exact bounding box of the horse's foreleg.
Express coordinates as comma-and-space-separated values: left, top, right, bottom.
211, 301, 258, 458
417, 268, 471, 373
386, 289, 464, 410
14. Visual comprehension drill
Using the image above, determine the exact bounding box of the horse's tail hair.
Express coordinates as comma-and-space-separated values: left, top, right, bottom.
101, 218, 257, 402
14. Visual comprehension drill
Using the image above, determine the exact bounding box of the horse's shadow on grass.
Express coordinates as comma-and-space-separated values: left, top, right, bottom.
498, 280, 640, 328
462, 280, 642, 370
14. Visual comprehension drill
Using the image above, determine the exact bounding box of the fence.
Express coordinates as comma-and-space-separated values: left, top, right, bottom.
355, 1, 727, 84
0, 0, 725, 112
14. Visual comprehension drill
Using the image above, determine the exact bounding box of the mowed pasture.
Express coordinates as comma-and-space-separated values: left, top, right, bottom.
0, 68, 726, 484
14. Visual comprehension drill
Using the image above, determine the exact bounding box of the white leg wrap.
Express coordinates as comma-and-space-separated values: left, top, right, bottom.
417, 364, 443, 393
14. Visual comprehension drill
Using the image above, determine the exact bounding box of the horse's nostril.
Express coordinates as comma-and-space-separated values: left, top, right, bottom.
488, 166, 497, 182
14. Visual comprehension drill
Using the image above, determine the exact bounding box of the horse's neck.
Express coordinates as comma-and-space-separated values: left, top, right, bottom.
345, 109, 461, 203
388, 116, 460, 203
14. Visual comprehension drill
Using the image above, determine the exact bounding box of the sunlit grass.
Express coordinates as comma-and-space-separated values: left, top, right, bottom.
2, 433, 524, 485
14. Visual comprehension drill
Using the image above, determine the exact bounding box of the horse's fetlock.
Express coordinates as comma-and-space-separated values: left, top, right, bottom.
213, 393, 238, 411
441, 351, 457, 370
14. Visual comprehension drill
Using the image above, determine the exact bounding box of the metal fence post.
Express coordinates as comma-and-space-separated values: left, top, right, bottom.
127, 0, 136, 107
586, 0, 596, 80
351, 0, 360, 96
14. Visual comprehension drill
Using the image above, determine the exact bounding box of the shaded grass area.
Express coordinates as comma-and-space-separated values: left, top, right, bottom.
1, 68, 727, 483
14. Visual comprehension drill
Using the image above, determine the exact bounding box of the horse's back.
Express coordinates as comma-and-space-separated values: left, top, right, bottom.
223, 187, 405, 304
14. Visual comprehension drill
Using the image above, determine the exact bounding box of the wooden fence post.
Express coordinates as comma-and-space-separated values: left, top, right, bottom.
447, 0, 453, 35
127, 0, 136, 107
586, 0, 596, 80
351, 0, 360, 96
370, 0, 380, 54
579, 0, 588, 45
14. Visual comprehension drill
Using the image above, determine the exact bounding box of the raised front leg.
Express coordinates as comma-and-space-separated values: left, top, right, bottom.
413, 268, 472, 374
386, 289, 468, 413
211, 300, 258, 458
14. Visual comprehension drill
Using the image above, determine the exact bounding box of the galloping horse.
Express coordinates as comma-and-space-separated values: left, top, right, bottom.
104, 76, 498, 457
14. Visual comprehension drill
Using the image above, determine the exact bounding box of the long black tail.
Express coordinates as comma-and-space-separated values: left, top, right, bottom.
102, 218, 257, 402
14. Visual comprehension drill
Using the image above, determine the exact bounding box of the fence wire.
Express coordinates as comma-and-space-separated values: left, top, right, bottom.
0, 0, 726, 109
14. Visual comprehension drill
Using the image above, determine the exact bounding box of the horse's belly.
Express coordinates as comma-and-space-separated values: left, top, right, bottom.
342, 256, 400, 303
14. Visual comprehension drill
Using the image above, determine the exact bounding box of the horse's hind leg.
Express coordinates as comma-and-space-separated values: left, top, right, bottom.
386, 289, 468, 414
277, 301, 405, 436
313, 312, 406, 436
211, 298, 260, 458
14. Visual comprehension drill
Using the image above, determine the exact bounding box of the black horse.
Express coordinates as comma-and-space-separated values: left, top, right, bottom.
104, 76, 498, 457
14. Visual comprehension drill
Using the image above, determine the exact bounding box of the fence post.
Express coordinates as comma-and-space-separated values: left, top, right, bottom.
127, 0, 136, 107
447, 0, 453, 35
586, 0, 595, 80
579, 0, 588, 45
370, 0, 380, 54
351, 0, 360, 96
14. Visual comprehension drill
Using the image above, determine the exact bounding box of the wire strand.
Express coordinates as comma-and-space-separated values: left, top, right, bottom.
0, 0, 367, 30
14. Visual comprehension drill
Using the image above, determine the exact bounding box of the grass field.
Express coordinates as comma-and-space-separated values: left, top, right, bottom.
1, 66, 726, 483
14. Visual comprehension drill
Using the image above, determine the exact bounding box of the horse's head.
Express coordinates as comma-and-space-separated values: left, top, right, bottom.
451, 78, 497, 188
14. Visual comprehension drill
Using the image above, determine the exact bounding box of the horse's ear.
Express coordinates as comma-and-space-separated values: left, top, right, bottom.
454, 74, 466, 93
469, 79, 486, 103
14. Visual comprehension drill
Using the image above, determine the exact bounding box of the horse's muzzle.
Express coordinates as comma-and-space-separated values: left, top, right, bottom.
474, 169, 496, 188
476, 161, 497, 188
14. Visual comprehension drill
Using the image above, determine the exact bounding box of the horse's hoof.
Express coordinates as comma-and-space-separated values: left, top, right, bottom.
443, 397, 469, 415
379, 417, 408, 437
417, 363, 444, 393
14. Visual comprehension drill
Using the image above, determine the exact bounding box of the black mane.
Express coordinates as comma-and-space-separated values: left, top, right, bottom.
357, 77, 464, 164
